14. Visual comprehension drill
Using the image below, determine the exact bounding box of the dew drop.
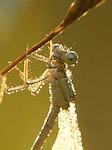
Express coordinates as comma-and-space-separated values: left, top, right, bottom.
7, 92, 11, 95
36, 91, 39, 94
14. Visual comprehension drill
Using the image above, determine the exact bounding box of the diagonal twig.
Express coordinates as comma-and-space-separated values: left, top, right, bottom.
0, 0, 105, 76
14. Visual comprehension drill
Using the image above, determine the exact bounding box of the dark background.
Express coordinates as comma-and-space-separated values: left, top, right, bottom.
0, 0, 112, 150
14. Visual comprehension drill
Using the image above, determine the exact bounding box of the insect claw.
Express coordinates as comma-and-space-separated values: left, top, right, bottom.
31, 92, 36, 96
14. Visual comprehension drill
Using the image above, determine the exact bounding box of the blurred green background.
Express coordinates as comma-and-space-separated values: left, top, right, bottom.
0, 0, 112, 150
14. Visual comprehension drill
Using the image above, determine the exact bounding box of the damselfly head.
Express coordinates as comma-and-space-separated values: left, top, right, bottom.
53, 43, 78, 65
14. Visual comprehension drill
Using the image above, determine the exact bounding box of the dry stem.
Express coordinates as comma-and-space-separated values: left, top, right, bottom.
0, 0, 105, 76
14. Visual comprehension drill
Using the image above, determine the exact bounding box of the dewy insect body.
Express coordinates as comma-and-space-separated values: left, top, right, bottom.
1, 42, 83, 150
31, 43, 80, 150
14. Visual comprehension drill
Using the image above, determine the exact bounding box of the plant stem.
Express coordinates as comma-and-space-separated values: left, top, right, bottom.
0, 0, 105, 76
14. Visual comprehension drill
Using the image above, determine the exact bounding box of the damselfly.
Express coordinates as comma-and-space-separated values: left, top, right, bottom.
0, 41, 83, 150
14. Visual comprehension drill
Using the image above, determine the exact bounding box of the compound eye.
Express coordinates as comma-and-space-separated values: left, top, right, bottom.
64, 51, 78, 65
69, 51, 78, 61
68, 53, 75, 60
